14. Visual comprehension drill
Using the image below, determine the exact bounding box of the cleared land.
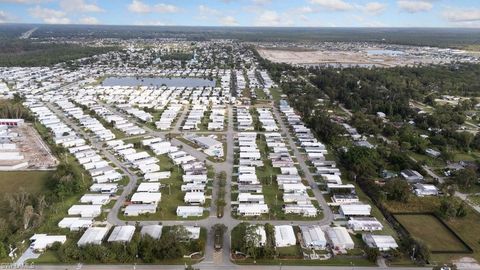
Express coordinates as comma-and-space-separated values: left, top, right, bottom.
394, 214, 470, 252
257, 47, 441, 67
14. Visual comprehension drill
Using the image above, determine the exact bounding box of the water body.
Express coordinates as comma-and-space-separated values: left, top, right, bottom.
366, 49, 405, 56
102, 77, 215, 87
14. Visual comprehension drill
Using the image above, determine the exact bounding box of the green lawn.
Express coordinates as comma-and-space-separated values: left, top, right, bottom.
0, 171, 52, 194
234, 257, 375, 266
394, 214, 470, 252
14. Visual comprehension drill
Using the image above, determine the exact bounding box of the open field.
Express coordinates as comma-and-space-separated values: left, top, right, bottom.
383, 197, 480, 262
394, 214, 470, 253
257, 47, 443, 67
0, 170, 52, 194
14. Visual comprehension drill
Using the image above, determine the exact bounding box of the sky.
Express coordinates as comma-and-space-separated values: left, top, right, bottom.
0, 0, 479, 28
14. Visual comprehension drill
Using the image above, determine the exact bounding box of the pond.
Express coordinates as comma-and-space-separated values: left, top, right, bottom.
102, 77, 215, 87
366, 49, 405, 56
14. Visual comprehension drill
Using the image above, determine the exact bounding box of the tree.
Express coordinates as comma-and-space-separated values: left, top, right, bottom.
438, 198, 458, 219
340, 146, 381, 178
384, 178, 411, 202
454, 168, 477, 190
245, 225, 261, 262
366, 247, 380, 262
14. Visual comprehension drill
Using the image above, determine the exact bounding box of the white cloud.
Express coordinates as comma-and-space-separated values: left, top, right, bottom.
219, 15, 238, 26
294, 6, 316, 14
0, 10, 12, 23
442, 9, 480, 22
0, 0, 50, 3
309, 0, 353, 11
29, 6, 70, 24
397, 0, 433, 13
198, 5, 220, 16
254, 10, 293, 26
79, 16, 99, 24
353, 15, 387, 27
128, 0, 179, 14
60, 0, 103, 13
134, 20, 166, 26
362, 2, 387, 14
252, 0, 271, 5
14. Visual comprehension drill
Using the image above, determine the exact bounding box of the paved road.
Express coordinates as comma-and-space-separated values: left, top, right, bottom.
12, 264, 430, 270
272, 105, 334, 224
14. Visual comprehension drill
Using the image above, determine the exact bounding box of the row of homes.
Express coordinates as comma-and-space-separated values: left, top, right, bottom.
236, 132, 268, 216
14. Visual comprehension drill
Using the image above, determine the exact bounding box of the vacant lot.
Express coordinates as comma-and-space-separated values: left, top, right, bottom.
394, 214, 470, 253
0, 171, 51, 194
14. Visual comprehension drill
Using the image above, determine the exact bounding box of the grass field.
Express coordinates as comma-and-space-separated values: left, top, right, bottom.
0, 171, 52, 194
394, 214, 470, 253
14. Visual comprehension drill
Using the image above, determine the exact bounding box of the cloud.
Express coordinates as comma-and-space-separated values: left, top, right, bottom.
252, 0, 271, 5
128, 0, 179, 14
0, 10, 12, 23
353, 15, 387, 27
442, 8, 480, 22
293, 6, 317, 14
29, 6, 70, 24
60, 0, 103, 13
309, 0, 353, 11
219, 15, 238, 26
134, 20, 166, 26
79, 16, 99, 24
198, 5, 220, 16
397, 0, 433, 13
362, 2, 387, 15
254, 10, 293, 26
442, 8, 480, 27
0, 0, 50, 3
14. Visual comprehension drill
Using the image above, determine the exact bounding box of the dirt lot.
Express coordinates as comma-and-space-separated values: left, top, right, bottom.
2, 123, 58, 170
257, 47, 438, 67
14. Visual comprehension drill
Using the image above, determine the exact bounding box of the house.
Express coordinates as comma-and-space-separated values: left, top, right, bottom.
107, 226, 135, 243
144, 171, 171, 181
184, 192, 206, 205
339, 204, 372, 217
58, 217, 93, 231
237, 203, 268, 216
77, 227, 109, 246
30, 234, 66, 252
89, 183, 118, 194
238, 193, 265, 204
325, 227, 354, 251
192, 136, 224, 157
250, 225, 267, 247
362, 234, 398, 251
185, 226, 201, 240
400, 169, 424, 183
124, 204, 157, 216
80, 194, 111, 205
137, 182, 161, 193
140, 225, 163, 239
176, 206, 204, 218
282, 183, 307, 194
331, 194, 360, 205
68, 205, 102, 218
348, 217, 384, 231
284, 204, 318, 217
130, 192, 161, 204
275, 225, 296, 247
426, 148, 441, 158
300, 225, 327, 250
414, 184, 439, 197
